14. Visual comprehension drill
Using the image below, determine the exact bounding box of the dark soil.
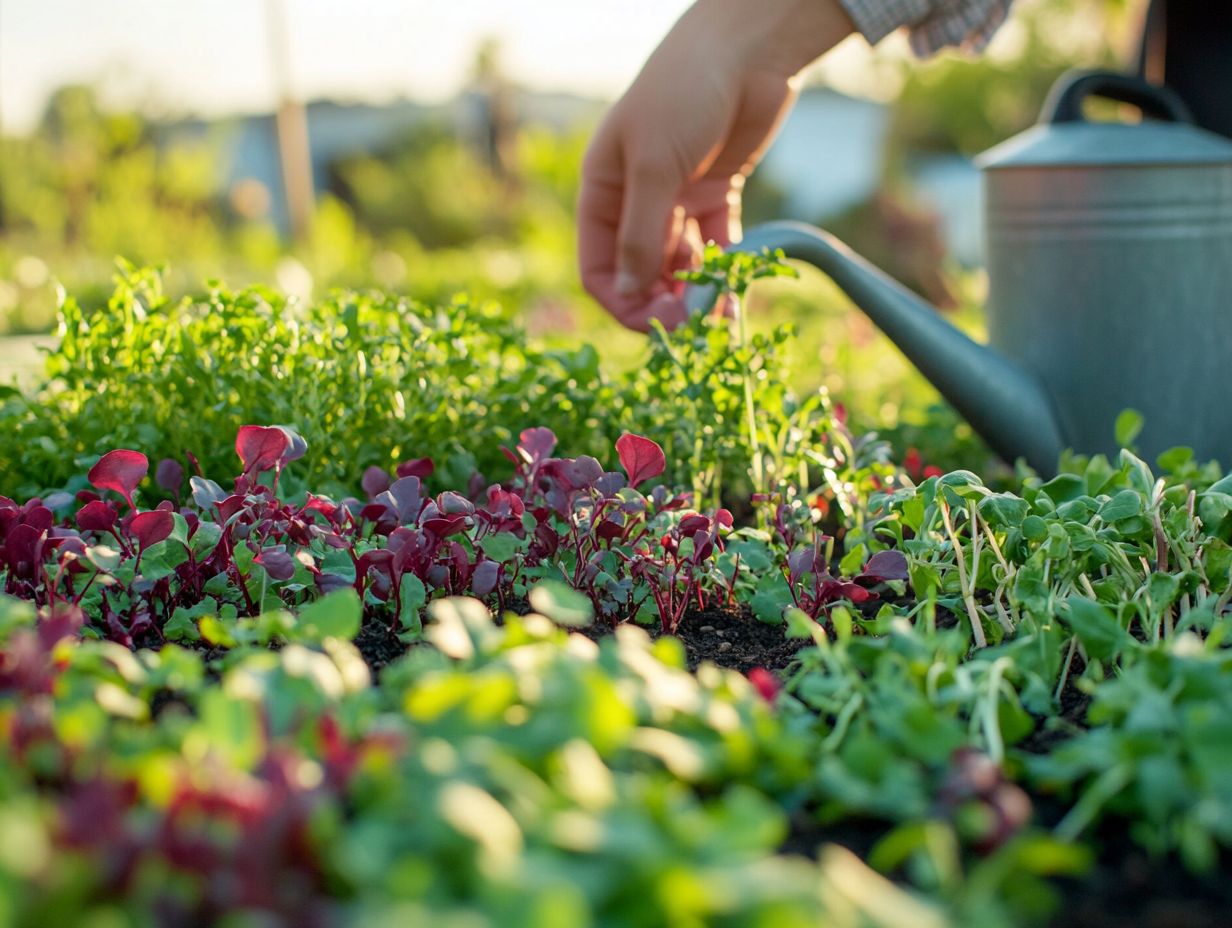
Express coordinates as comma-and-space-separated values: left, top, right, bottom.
778, 810, 890, 861
1018, 654, 1092, 755
1047, 822, 1232, 928
672, 604, 806, 673
353, 617, 415, 679
571, 603, 808, 674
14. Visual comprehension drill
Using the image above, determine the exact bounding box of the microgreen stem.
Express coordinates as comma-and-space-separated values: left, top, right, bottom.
733, 295, 766, 506
982, 657, 1013, 764
1054, 635, 1078, 704
1055, 763, 1133, 843
821, 692, 863, 753
940, 497, 986, 648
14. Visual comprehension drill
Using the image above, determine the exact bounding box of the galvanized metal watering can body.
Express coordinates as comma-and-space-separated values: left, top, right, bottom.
692, 72, 1232, 474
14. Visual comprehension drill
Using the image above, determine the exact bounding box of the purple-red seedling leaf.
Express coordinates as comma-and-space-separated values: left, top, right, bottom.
595, 472, 626, 497
396, 457, 434, 480
357, 548, 394, 577
386, 476, 423, 524
76, 500, 118, 533
823, 580, 873, 603
155, 458, 185, 494
678, 514, 711, 536
596, 519, 624, 541
20, 504, 53, 534
130, 509, 174, 550
423, 513, 470, 537
615, 434, 665, 489
317, 573, 352, 594
235, 425, 291, 477
716, 509, 734, 530
565, 456, 602, 489
88, 450, 149, 510
273, 425, 308, 464
517, 427, 557, 464
362, 466, 391, 500
471, 559, 499, 598
254, 546, 296, 581
748, 668, 781, 704
859, 550, 910, 584
361, 502, 397, 533
787, 548, 815, 584
437, 491, 475, 516
2, 523, 43, 579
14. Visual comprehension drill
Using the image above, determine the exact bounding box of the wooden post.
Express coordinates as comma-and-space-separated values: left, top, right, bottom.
266, 0, 314, 241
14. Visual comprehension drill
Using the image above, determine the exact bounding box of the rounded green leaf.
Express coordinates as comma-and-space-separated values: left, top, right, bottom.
297, 588, 362, 642
528, 580, 593, 627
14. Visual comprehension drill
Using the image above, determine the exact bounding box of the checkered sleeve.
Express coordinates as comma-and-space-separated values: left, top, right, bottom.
837, 0, 1014, 56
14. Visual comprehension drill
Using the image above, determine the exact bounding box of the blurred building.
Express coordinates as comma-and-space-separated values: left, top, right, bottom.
152, 85, 980, 264
156, 91, 603, 234
756, 86, 982, 266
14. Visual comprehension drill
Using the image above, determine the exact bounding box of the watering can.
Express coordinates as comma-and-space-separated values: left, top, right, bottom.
688, 71, 1232, 475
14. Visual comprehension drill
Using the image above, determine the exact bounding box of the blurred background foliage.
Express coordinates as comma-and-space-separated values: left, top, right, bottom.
0, 0, 1140, 470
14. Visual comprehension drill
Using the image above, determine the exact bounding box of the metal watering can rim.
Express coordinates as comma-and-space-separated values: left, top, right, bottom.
976, 69, 1232, 170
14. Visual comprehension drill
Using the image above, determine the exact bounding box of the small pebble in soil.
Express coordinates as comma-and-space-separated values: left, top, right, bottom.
718, 641, 732, 652
699, 625, 715, 632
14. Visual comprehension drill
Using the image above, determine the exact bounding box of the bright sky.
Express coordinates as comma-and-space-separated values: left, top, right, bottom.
0, 0, 713, 131
0, 0, 904, 133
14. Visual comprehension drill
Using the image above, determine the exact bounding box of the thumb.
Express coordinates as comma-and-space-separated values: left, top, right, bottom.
615, 158, 683, 297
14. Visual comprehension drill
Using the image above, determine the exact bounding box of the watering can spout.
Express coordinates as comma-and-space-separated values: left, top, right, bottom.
693, 222, 1064, 474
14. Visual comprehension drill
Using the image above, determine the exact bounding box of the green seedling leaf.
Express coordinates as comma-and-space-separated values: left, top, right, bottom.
1203, 540, 1232, 594
784, 607, 823, 642
1156, 446, 1193, 473
1147, 572, 1181, 609
199, 615, 237, 648
0, 597, 37, 638
1021, 516, 1047, 543
909, 561, 940, 602
1040, 474, 1086, 505
1098, 490, 1142, 523
298, 588, 362, 641
164, 600, 217, 643
198, 688, 262, 769
839, 544, 866, 578
480, 532, 521, 563
831, 604, 853, 642
725, 538, 773, 572
1012, 558, 1050, 617
978, 493, 1029, 528
190, 521, 223, 560
751, 572, 794, 623
140, 539, 189, 582
1115, 409, 1144, 448
1120, 449, 1156, 495
1059, 596, 1130, 662
528, 580, 592, 627
86, 544, 122, 573
399, 574, 427, 633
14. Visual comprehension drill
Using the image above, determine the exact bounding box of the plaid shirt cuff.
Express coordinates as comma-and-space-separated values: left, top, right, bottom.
838, 0, 1013, 56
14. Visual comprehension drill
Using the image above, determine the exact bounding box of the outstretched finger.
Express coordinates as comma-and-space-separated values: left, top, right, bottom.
615, 154, 686, 299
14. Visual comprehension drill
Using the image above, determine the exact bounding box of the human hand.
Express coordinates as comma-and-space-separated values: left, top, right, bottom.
577, 0, 853, 332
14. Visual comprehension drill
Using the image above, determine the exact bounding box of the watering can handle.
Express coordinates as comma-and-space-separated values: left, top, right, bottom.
1041, 69, 1194, 125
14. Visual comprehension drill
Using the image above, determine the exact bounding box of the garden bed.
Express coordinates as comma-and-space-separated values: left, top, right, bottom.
2, 268, 1231, 927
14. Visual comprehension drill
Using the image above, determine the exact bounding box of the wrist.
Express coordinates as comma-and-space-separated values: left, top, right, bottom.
688, 0, 854, 75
